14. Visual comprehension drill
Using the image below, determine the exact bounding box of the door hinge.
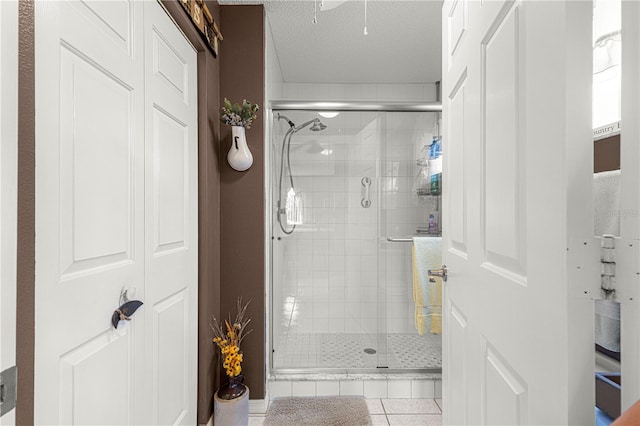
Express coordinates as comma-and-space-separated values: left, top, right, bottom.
0, 366, 17, 417
600, 235, 616, 300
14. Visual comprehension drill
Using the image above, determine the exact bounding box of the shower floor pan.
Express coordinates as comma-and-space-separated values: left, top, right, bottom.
273, 333, 442, 370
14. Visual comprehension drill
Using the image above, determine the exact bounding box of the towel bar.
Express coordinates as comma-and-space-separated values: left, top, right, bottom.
386, 237, 413, 242
386, 236, 442, 242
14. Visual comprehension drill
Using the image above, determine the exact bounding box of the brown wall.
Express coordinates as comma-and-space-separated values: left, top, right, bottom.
16, 1, 35, 424
218, 5, 266, 400
594, 134, 621, 172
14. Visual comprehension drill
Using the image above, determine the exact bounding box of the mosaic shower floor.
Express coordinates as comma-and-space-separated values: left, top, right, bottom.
273, 333, 442, 370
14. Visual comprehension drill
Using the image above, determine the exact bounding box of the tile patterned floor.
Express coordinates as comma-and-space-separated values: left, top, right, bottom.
248, 398, 442, 426
274, 333, 442, 369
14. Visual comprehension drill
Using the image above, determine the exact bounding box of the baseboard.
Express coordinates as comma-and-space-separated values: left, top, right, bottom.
249, 390, 270, 415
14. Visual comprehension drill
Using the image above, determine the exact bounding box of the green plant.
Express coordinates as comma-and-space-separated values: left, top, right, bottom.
221, 98, 260, 129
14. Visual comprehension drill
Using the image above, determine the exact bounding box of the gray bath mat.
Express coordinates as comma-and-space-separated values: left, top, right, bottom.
264, 395, 373, 426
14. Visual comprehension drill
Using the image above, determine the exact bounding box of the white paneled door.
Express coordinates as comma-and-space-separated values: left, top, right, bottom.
0, 0, 18, 424
143, 3, 198, 425
34, 1, 197, 424
620, 0, 640, 413
442, 1, 594, 424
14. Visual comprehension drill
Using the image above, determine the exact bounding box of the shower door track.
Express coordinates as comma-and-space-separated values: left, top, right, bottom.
270, 100, 442, 112
271, 368, 442, 375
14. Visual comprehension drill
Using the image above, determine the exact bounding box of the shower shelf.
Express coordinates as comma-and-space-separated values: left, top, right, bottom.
416, 191, 441, 198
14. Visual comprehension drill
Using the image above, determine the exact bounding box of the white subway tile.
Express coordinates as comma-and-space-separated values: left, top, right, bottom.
283, 84, 298, 99
344, 84, 363, 100
316, 380, 340, 396
328, 318, 345, 332
313, 318, 329, 332
328, 84, 345, 99
376, 84, 394, 101
269, 381, 292, 398
292, 381, 316, 397
387, 380, 412, 398
361, 84, 378, 100
340, 380, 364, 396
314, 84, 330, 100
364, 381, 388, 398
435, 380, 442, 398
411, 380, 435, 398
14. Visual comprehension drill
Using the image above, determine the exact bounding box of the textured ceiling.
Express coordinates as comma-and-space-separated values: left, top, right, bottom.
219, 0, 443, 84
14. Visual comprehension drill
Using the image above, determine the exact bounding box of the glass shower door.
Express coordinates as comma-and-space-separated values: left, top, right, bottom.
377, 111, 443, 371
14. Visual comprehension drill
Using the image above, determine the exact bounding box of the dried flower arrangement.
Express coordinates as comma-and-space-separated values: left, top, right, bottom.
221, 98, 260, 129
211, 298, 252, 380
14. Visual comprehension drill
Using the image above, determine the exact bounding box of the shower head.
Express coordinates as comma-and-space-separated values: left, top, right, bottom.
293, 117, 327, 133
310, 119, 327, 132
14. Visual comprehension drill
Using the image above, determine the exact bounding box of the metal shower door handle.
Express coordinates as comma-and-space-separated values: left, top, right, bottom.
361, 177, 371, 208
428, 265, 448, 282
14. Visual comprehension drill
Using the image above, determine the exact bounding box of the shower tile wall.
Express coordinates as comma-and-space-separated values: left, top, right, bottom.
273, 110, 438, 353
275, 112, 380, 337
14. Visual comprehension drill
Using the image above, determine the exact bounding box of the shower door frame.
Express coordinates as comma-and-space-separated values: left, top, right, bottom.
268, 101, 443, 375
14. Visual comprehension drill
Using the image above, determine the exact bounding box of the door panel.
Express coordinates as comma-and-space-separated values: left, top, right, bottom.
36, 1, 197, 424
154, 291, 189, 424
59, 332, 133, 425
59, 46, 134, 276
481, 339, 527, 425
144, 2, 198, 425
442, 1, 593, 424
482, 4, 526, 278
447, 71, 467, 256
0, 0, 18, 423
35, 1, 145, 424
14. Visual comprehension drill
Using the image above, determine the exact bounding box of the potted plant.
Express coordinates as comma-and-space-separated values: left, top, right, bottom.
221, 98, 259, 171
211, 298, 252, 425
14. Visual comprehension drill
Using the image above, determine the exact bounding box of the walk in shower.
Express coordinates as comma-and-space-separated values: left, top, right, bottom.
270, 102, 443, 373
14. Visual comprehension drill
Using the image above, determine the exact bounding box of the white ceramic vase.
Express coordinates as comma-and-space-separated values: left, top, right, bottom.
214, 385, 249, 426
227, 125, 253, 171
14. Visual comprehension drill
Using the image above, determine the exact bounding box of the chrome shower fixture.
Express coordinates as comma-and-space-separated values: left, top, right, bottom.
310, 119, 327, 132
275, 114, 327, 235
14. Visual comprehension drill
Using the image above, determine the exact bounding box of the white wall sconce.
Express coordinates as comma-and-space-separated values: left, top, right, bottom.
228, 126, 253, 171
221, 98, 259, 172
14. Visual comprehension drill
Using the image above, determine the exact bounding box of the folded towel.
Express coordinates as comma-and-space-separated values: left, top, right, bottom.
412, 237, 442, 334
593, 171, 621, 352
595, 299, 620, 352
594, 170, 620, 237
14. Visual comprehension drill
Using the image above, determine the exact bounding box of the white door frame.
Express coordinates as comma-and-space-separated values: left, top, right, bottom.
619, 0, 640, 413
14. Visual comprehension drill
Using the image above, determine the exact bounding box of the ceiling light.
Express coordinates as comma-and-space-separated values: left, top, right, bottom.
319, 112, 339, 118
320, 0, 348, 11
